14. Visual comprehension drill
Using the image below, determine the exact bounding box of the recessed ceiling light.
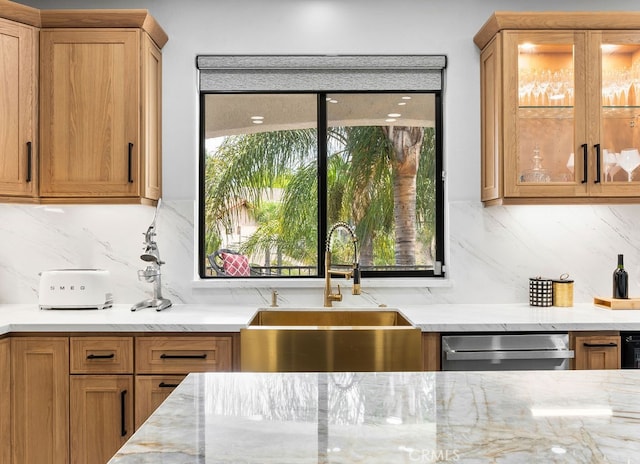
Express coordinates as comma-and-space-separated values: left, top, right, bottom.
385, 118, 397, 123
398, 102, 407, 106
250, 116, 264, 120
387, 113, 401, 118
252, 120, 264, 124
329, 99, 338, 104
401, 96, 412, 100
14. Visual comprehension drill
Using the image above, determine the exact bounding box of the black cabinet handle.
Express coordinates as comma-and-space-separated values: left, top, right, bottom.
120, 390, 128, 437
127, 142, 134, 183
594, 144, 601, 184
159, 382, 180, 388
86, 353, 115, 359
160, 353, 207, 359
583, 342, 618, 348
581, 143, 588, 184
26, 141, 32, 183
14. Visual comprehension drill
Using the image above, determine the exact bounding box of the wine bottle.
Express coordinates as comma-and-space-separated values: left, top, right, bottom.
613, 254, 629, 299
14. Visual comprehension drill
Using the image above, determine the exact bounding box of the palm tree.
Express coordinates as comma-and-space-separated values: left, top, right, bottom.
204, 124, 436, 272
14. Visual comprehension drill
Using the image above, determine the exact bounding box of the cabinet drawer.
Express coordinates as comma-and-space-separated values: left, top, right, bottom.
134, 375, 186, 429
135, 336, 232, 374
70, 337, 133, 374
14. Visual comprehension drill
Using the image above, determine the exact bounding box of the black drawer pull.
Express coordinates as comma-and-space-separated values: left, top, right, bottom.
87, 353, 115, 359
26, 141, 32, 182
160, 353, 207, 359
159, 382, 180, 388
127, 142, 134, 183
583, 342, 618, 348
120, 390, 128, 437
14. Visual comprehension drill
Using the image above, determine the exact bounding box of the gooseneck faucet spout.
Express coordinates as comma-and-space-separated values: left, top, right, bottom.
324, 222, 361, 307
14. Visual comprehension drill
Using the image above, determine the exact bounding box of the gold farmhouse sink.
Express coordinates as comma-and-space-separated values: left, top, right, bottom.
240, 309, 422, 372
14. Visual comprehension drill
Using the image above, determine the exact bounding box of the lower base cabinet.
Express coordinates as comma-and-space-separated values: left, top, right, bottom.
135, 375, 186, 429
7, 333, 233, 464
11, 337, 69, 464
70, 376, 134, 464
0, 338, 10, 464
570, 331, 621, 370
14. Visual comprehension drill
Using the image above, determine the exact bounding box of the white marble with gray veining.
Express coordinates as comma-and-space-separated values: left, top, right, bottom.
108, 370, 640, 463
4, 302, 640, 335
2, 201, 640, 309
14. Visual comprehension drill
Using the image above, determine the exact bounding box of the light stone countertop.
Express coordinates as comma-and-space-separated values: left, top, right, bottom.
2, 302, 640, 335
108, 370, 640, 463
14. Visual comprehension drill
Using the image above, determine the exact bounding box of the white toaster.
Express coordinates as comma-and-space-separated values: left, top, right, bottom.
39, 269, 113, 310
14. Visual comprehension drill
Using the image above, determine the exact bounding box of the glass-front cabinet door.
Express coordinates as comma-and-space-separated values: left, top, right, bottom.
590, 32, 640, 196
503, 31, 588, 198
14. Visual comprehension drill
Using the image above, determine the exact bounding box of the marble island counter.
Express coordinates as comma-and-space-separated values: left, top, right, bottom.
108, 369, 640, 463
2, 302, 640, 335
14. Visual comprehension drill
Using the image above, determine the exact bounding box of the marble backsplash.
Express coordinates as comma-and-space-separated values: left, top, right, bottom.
0, 200, 638, 307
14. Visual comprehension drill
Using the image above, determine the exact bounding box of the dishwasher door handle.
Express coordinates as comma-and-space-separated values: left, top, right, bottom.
444, 349, 575, 361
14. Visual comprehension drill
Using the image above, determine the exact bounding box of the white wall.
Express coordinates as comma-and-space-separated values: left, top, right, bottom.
3, 0, 640, 308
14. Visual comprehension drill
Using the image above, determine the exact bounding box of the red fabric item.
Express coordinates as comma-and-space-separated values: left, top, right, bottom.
221, 252, 250, 277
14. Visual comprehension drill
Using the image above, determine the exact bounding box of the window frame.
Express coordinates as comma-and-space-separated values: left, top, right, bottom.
197, 55, 446, 280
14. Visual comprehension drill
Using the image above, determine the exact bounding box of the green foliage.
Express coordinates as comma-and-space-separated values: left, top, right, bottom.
204, 121, 437, 270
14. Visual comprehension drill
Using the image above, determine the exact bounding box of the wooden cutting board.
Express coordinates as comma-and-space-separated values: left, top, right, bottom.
594, 296, 640, 310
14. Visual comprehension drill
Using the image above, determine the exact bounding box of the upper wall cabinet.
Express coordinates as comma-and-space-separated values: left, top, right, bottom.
0, 4, 38, 200
476, 12, 640, 205
39, 10, 167, 204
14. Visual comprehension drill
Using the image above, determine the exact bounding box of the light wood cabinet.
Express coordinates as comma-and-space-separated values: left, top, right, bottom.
134, 374, 186, 429
135, 336, 233, 374
0, 338, 10, 464
476, 12, 640, 205
570, 331, 621, 370
69, 337, 134, 464
134, 335, 233, 427
11, 337, 69, 464
422, 332, 441, 371
39, 18, 166, 204
0, 16, 37, 200
70, 375, 134, 464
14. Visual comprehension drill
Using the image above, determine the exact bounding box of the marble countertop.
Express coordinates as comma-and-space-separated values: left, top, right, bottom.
108, 369, 640, 463
2, 302, 640, 335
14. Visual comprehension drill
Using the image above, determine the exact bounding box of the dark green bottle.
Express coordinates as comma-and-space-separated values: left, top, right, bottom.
613, 254, 629, 299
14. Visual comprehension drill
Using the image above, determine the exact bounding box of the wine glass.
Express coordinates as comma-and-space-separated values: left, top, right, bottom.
618, 148, 640, 182
603, 149, 621, 182
566, 152, 574, 175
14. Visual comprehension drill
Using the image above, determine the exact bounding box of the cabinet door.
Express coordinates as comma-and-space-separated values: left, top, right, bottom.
135, 374, 186, 429
12, 337, 69, 464
141, 33, 162, 201
0, 339, 9, 464
0, 18, 37, 197
588, 31, 640, 197
502, 31, 589, 199
573, 333, 621, 369
70, 375, 134, 464
39, 29, 140, 198
480, 35, 502, 203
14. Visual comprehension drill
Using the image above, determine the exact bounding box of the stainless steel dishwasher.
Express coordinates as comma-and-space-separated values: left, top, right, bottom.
441, 333, 574, 371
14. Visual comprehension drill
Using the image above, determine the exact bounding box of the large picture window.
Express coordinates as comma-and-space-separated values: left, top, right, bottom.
198, 56, 446, 279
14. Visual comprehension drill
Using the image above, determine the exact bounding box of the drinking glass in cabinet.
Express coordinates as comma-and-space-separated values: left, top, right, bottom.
618, 148, 640, 182
517, 42, 576, 184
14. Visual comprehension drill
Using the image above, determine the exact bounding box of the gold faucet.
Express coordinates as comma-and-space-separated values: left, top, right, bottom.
324, 222, 361, 307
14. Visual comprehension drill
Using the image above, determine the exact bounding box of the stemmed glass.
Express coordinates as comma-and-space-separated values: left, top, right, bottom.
618, 148, 640, 182
603, 149, 621, 182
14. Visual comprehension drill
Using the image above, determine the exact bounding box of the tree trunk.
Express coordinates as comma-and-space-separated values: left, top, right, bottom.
383, 126, 423, 266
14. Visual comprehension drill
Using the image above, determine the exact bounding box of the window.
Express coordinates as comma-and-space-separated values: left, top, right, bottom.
198, 56, 446, 279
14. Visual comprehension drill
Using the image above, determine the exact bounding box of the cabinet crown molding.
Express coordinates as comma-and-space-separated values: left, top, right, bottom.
475, 11, 640, 49
1, 2, 168, 48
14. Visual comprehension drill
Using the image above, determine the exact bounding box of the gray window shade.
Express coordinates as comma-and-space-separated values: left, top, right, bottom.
197, 55, 446, 92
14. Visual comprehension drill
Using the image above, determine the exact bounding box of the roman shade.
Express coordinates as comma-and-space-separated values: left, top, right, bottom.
197, 55, 446, 92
